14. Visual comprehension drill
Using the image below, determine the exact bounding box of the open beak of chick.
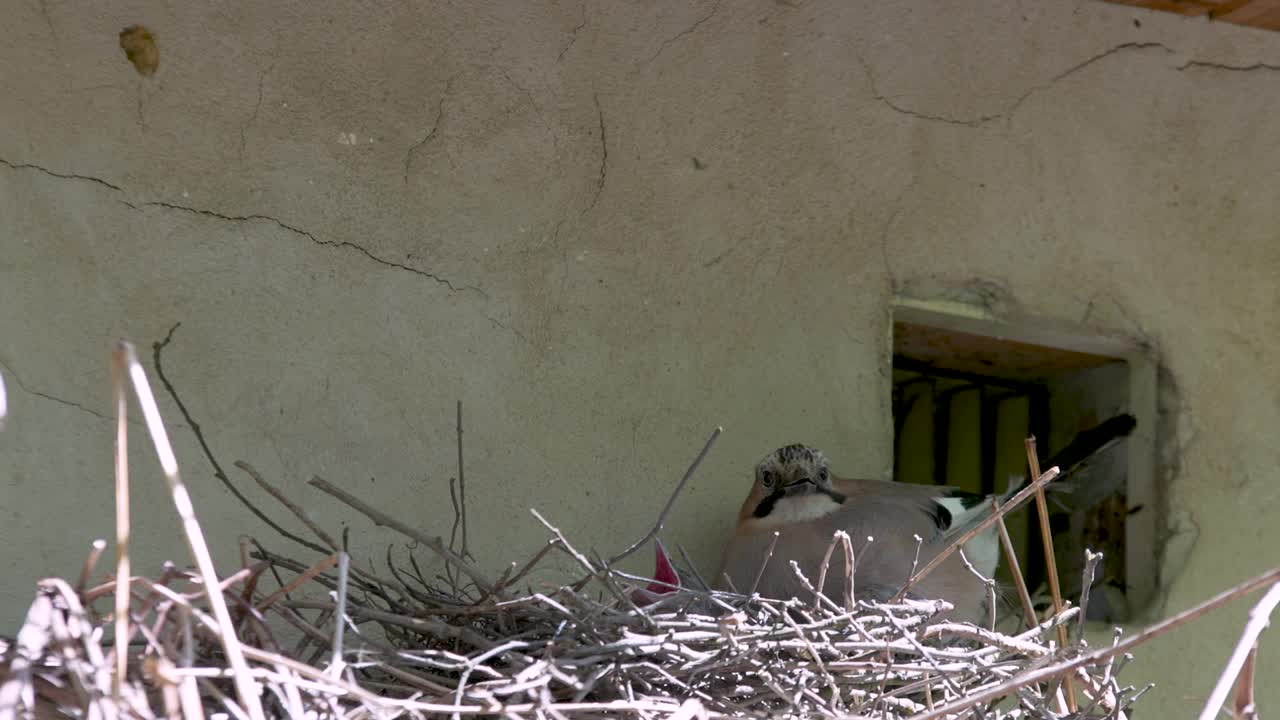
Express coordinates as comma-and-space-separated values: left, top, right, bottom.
630, 540, 681, 607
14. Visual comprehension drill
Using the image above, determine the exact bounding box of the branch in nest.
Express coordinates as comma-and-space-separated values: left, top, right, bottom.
151, 322, 328, 556
307, 475, 497, 596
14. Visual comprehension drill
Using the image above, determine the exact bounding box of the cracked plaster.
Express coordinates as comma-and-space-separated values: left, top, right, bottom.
3, 1, 1280, 714
0, 358, 112, 421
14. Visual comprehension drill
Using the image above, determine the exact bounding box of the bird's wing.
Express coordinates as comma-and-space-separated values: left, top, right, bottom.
716, 481, 994, 622
833, 476, 980, 538
833, 476, 1002, 577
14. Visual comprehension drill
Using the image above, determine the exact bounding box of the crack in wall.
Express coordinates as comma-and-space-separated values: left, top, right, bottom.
0, 157, 125, 193
557, 4, 587, 62
36, 0, 57, 41
140, 200, 487, 297
1002, 42, 1175, 119
0, 358, 111, 421
499, 69, 555, 141
878, 179, 914, 294
403, 74, 459, 183
540, 91, 610, 249
586, 93, 608, 213
701, 243, 739, 268
1, 158, 483, 296
486, 315, 533, 345
648, 0, 723, 65
239, 60, 276, 166
859, 42, 1179, 127
855, 51, 1003, 128
136, 84, 147, 133
1176, 59, 1280, 72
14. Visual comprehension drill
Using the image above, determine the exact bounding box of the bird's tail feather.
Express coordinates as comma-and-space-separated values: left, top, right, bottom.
938, 412, 1137, 545
996, 412, 1137, 504
1042, 413, 1137, 475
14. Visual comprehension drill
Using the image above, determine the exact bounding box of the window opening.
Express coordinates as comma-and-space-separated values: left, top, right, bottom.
891, 301, 1156, 622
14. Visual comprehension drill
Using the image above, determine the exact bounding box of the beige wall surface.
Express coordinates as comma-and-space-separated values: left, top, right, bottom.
3, 0, 1280, 714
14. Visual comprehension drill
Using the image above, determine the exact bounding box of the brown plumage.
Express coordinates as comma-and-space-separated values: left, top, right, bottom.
715, 445, 997, 623
714, 415, 1136, 625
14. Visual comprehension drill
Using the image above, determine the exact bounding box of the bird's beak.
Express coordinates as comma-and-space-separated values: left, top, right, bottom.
783, 478, 817, 496
631, 540, 681, 608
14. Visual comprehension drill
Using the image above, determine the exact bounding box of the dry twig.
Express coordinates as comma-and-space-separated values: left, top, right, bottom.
1025, 435, 1076, 713
911, 564, 1280, 720
1197, 579, 1280, 720
118, 342, 266, 720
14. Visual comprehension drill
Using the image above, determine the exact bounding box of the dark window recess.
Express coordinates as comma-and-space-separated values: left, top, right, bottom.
891, 319, 1134, 623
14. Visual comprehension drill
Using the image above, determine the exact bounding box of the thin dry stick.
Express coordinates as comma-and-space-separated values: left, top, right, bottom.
119, 341, 266, 720
176, 605, 204, 720
606, 426, 721, 567
895, 465, 1061, 601
956, 548, 996, 632
1196, 579, 1280, 720
155, 655, 181, 720
448, 480, 464, 566
308, 475, 495, 594
675, 543, 715, 596
719, 571, 739, 594
909, 564, 1280, 720
479, 544, 555, 602
233, 461, 339, 551
110, 345, 130, 699
1235, 647, 1259, 720
748, 532, 781, 598
238, 465, 408, 606
237, 644, 693, 716
780, 612, 843, 713
1076, 550, 1103, 645
838, 531, 855, 610
1025, 436, 1076, 712
531, 510, 640, 616
0, 590, 51, 719
907, 534, 923, 584
329, 552, 350, 675
255, 554, 339, 612
233, 539, 265, 630
456, 399, 469, 558
78, 539, 108, 598
993, 499, 1037, 631
813, 532, 842, 611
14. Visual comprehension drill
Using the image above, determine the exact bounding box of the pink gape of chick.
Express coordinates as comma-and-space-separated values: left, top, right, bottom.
630, 541, 682, 606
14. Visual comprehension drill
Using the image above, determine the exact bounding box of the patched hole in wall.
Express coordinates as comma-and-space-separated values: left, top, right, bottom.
891, 302, 1158, 624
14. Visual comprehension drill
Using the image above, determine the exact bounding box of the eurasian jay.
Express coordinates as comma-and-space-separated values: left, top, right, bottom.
713, 414, 1136, 625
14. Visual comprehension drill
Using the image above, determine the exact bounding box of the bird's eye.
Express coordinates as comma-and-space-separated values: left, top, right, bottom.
819, 468, 829, 482
761, 471, 775, 487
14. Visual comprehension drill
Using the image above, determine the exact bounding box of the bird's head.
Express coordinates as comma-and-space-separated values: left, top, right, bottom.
755, 443, 834, 498
744, 444, 847, 521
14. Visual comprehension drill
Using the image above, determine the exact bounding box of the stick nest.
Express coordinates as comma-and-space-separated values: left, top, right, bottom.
0, 456, 1147, 720
1, 552, 1144, 720
0, 358, 1168, 720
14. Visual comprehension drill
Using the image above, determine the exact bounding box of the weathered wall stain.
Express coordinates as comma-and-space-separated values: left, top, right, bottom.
119, 25, 159, 76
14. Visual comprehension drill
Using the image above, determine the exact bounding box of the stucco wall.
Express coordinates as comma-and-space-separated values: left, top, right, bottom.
3, 0, 1280, 713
